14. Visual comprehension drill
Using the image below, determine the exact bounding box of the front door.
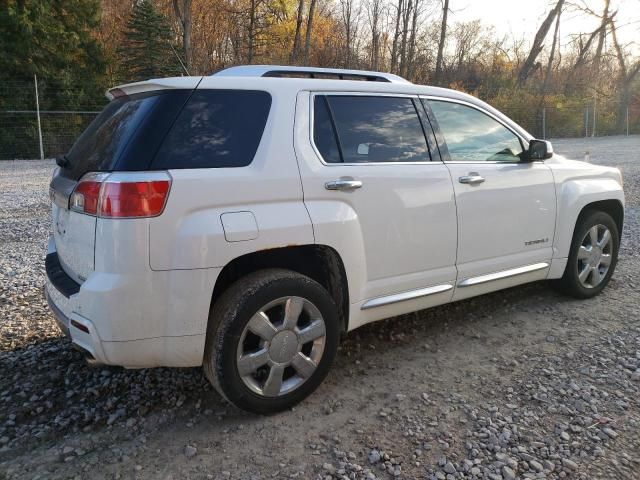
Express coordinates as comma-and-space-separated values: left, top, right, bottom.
425, 98, 557, 300
295, 92, 458, 328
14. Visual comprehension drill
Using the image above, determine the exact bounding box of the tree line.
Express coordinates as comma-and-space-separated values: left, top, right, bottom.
0, 0, 638, 135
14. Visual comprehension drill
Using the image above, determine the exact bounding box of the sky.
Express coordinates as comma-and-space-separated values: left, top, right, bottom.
452, 0, 640, 54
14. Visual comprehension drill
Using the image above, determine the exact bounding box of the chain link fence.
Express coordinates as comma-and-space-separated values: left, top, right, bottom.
501, 102, 639, 140
1, 77, 638, 160
0, 77, 105, 160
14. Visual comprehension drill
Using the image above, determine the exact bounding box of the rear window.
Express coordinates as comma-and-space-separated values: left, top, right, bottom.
62, 90, 191, 180
152, 90, 272, 169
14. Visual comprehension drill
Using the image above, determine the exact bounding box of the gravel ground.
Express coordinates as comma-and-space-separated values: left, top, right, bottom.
0, 135, 639, 480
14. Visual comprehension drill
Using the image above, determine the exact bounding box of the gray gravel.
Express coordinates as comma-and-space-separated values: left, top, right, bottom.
0, 136, 639, 479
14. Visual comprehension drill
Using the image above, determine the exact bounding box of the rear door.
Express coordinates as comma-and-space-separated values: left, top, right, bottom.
424, 97, 556, 300
295, 92, 458, 327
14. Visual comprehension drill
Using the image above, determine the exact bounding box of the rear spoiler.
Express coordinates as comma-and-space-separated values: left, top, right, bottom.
105, 77, 203, 101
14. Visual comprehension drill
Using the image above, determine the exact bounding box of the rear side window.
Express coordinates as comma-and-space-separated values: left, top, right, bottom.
313, 95, 430, 163
153, 90, 271, 169
63, 90, 191, 180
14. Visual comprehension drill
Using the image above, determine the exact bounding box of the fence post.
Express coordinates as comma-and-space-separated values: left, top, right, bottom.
542, 107, 546, 139
591, 95, 596, 138
626, 106, 629, 136
585, 107, 589, 137
34, 74, 44, 160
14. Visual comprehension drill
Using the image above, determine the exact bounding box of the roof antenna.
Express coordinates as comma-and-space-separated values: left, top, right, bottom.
170, 44, 191, 76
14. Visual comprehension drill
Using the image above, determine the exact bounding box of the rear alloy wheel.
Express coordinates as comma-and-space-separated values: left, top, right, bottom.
236, 296, 327, 397
556, 210, 619, 299
203, 269, 339, 414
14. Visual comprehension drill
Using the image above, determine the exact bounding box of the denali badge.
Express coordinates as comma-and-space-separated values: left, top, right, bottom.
525, 238, 549, 246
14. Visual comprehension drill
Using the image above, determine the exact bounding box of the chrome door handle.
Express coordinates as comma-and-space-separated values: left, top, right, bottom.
458, 174, 485, 185
325, 179, 363, 191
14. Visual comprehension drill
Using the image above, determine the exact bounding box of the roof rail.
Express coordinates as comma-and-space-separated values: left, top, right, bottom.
212, 65, 411, 84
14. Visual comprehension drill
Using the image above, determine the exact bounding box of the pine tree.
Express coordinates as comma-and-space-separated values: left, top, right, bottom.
117, 0, 183, 82
0, 0, 107, 158
0, 0, 107, 108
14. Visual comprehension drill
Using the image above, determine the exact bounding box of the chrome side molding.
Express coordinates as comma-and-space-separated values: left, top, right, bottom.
361, 284, 453, 310
458, 262, 549, 287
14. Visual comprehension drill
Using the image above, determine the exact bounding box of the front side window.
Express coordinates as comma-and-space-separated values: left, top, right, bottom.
313, 95, 430, 163
429, 100, 524, 162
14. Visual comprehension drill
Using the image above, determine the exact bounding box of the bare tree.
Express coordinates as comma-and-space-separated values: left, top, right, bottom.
450, 20, 483, 74
593, 0, 611, 72
340, 0, 361, 68
290, 0, 305, 63
610, 18, 640, 131
434, 0, 449, 85
517, 0, 564, 86
365, 0, 383, 70
173, 0, 193, 71
390, 0, 404, 73
570, 21, 609, 73
247, 0, 256, 62
303, 0, 317, 64
402, 0, 420, 78
540, 5, 562, 98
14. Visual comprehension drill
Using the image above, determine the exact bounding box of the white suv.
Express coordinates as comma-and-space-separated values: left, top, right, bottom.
46, 65, 624, 413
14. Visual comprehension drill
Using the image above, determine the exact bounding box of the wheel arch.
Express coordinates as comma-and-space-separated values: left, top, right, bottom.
210, 245, 350, 334
553, 177, 624, 259
577, 199, 624, 239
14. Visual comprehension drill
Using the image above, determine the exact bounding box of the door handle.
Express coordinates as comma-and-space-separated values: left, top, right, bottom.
325, 178, 363, 191
458, 174, 485, 185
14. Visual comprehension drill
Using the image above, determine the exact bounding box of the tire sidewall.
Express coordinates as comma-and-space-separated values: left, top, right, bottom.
210, 272, 339, 414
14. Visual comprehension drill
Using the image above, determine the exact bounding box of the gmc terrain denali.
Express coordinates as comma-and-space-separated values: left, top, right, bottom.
46, 65, 624, 413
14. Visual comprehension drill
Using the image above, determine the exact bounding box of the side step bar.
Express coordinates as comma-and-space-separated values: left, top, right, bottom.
458, 262, 549, 287
361, 284, 453, 310
360, 262, 550, 310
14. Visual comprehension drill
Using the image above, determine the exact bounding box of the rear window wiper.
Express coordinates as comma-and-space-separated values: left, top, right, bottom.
56, 155, 70, 168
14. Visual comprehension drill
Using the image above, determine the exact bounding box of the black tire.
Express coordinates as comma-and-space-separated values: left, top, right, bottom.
555, 210, 619, 299
203, 268, 340, 414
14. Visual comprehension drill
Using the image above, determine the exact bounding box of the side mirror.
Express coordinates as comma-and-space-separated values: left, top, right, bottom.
526, 139, 553, 161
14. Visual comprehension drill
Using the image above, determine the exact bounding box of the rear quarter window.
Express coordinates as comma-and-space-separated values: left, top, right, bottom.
152, 90, 272, 169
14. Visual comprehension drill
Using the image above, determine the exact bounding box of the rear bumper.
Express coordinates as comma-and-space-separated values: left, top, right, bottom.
45, 251, 81, 298
44, 236, 219, 368
44, 288, 70, 337
44, 276, 109, 365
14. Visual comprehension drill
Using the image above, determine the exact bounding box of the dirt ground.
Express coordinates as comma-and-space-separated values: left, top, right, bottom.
0, 135, 639, 480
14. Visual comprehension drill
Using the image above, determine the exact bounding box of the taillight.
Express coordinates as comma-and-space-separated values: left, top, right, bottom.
70, 173, 171, 218
70, 174, 104, 215
100, 181, 170, 218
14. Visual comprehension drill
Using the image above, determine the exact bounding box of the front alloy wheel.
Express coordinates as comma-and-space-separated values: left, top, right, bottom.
576, 224, 613, 289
